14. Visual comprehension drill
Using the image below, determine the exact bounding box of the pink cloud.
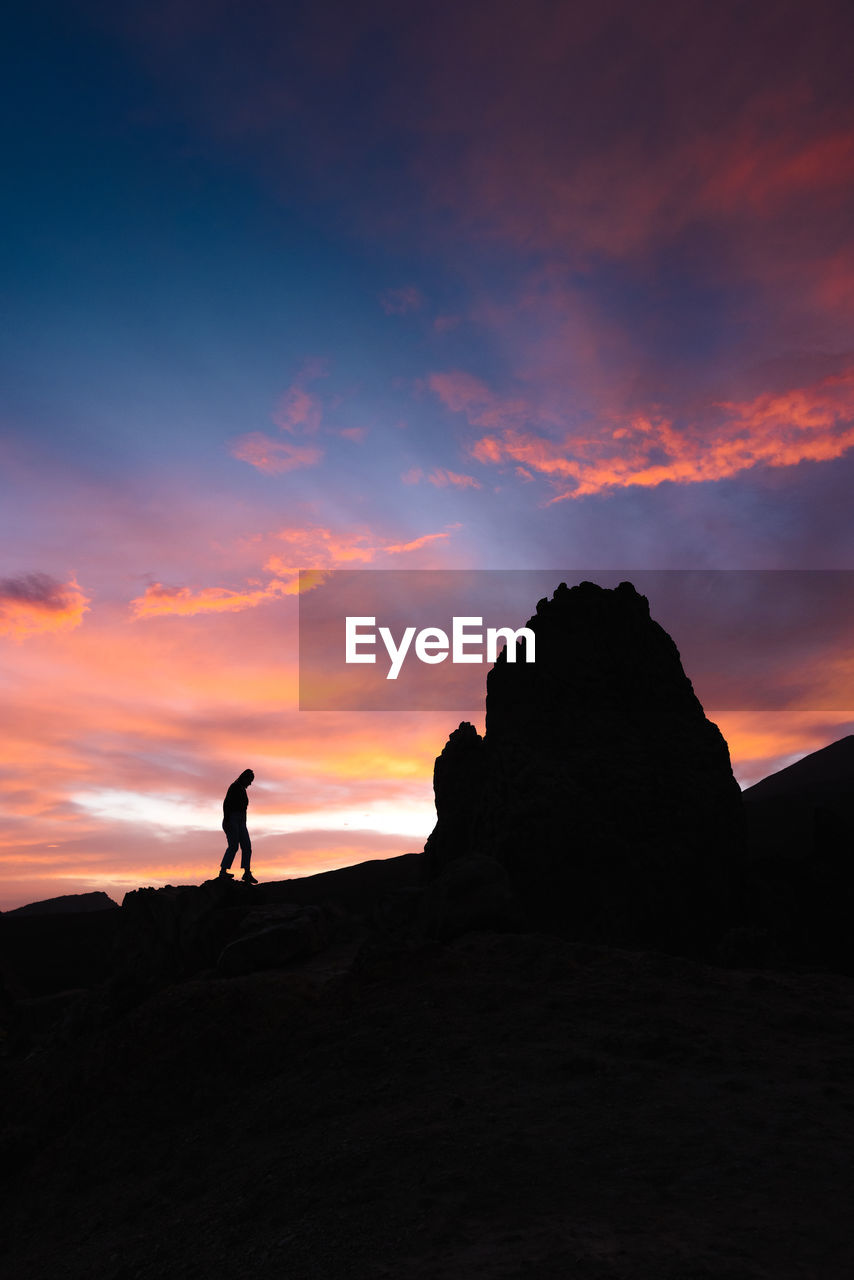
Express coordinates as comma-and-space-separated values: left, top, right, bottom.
403, 465, 481, 490
427, 468, 480, 490
230, 432, 323, 474
270, 358, 329, 435
427, 370, 532, 432
273, 385, 322, 434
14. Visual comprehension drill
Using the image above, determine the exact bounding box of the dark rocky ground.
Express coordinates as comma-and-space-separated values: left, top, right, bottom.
3, 928, 854, 1279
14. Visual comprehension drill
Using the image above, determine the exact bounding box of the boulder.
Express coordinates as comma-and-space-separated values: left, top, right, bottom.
118, 878, 248, 982
217, 904, 331, 977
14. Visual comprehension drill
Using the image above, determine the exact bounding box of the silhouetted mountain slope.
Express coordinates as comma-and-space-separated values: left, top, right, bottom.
738, 735, 854, 971
744, 734, 854, 818
743, 733, 854, 867
0, 908, 123, 1000
0, 855, 421, 1003
1, 896, 122, 998
424, 580, 745, 953
5, 891, 119, 917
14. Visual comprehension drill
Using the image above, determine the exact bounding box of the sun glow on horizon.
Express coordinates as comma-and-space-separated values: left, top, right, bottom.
69, 787, 435, 842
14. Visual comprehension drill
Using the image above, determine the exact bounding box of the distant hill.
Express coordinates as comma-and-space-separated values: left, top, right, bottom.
743, 735, 854, 863
740, 734, 854, 972
5, 890, 119, 917
744, 735, 854, 809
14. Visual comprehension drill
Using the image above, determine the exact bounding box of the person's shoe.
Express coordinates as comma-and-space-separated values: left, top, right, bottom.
241, 871, 258, 885
218, 869, 234, 879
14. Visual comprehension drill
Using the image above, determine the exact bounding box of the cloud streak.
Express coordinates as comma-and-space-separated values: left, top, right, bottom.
430, 364, 854, 499
130, 579, 295, 618
229, 432, 324, 474
130, 520, 462, 620
403, 465, 481, 489
264, 522, 461, 577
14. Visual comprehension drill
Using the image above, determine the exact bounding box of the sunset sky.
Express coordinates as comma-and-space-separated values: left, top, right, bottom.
3, 0, 854, 908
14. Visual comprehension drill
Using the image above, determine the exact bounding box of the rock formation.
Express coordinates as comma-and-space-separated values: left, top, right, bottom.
424, 580, 745, 952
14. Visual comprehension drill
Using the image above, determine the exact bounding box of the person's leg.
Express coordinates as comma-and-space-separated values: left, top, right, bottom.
221, 818, 240, 872
239, 822, 257, 881
239, 822, 252, 871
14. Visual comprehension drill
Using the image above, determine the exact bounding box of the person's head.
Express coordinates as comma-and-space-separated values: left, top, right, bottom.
238, 769, 255, 786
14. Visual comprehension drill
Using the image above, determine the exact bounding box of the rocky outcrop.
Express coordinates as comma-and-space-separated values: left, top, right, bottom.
115, 855, 423, 986
424, 580, 745, 952
217, 904, 332, 976
118, 879, 243, 983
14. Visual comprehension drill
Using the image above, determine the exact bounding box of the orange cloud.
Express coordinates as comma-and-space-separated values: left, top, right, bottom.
384, 528, 460, 554
264, 521, 461, 576
266, 526, 383, 571
0, 574, 90, 639
130, 578, 295, 619
132, 520, 463, 621
229, 432, 324, 474
434, 364, 854, 499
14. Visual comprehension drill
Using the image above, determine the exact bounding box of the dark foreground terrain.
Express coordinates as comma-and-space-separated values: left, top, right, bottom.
3, 930, 853, 1280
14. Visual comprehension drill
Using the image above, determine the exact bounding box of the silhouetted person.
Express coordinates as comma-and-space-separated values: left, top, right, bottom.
219, 769, 257, 884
